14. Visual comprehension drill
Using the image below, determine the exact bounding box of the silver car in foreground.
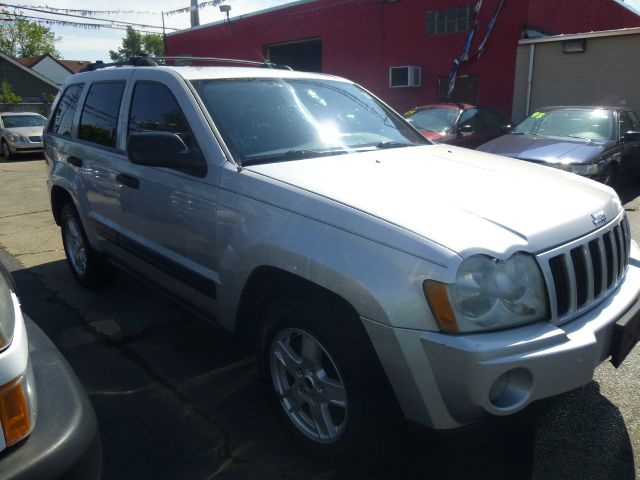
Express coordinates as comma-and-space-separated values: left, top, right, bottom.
45, 61, 640, 463
0, 112, 46, 160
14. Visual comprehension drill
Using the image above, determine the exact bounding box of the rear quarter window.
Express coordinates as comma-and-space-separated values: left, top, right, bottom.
50, 84, 84, 137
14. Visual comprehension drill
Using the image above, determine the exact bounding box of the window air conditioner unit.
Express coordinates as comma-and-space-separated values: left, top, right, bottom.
389, 66, 422, 88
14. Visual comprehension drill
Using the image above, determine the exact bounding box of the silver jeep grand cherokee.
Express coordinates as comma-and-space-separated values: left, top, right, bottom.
45, 60, 640, 462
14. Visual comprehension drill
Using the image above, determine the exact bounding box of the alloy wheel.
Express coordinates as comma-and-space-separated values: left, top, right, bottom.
270, 328, 347, 443
64, 216, 88, 276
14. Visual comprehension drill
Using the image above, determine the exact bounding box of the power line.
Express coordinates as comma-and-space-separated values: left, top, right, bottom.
0, 11, 166, 34
0, 3, 176, 30
13, 5, 160, 15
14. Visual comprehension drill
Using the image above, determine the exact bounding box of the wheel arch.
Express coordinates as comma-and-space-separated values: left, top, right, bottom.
235, 266, 364, 350
50, 185, 74, 226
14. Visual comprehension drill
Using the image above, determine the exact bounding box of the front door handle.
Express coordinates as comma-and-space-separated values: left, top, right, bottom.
67, 156, 83, 168
116, 173, 140, 189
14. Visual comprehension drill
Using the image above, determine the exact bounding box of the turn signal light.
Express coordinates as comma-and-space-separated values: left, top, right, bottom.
423, 280, 458, 333
0, 376, 32, 446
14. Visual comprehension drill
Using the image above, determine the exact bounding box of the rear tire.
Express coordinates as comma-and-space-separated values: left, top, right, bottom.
60, 203, 116, 288
260, 295, 403, 465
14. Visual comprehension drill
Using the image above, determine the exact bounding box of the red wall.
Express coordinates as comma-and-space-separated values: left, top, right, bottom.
527, 0, 640, 32
166, 0, 640, 118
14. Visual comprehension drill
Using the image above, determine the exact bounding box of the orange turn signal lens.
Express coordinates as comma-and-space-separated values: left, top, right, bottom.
423, 280, 458, 334
0, 376, 31, 447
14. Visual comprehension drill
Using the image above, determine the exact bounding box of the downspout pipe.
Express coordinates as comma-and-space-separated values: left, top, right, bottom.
525, 44, 535, 116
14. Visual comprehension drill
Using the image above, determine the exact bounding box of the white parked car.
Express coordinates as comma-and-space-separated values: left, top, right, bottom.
0, 112, 46, 160
0, 260, 101, 478
45, 59, 640, 463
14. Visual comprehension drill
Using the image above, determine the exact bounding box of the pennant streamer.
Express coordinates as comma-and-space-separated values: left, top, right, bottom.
0, 11, 161, 32
447, 0, 482, 98
164, 0, 227, 17
446, 0, 506, 99
475, 0, 506, 59
0, 0, 228, 18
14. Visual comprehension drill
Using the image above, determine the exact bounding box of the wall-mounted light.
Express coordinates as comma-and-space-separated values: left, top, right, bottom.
220, 4, 231, 22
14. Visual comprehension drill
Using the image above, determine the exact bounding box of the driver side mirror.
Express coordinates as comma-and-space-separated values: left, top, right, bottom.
622, 131, 640, 142
127, 132, 206, 177
459, 124, 474, 134
500, 124, 512, 134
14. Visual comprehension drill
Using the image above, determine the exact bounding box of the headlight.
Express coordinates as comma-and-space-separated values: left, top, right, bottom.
425, 253, 548, 333
7, 133, 27, 143
552, 161, 603, 176
0, 268, 16, 350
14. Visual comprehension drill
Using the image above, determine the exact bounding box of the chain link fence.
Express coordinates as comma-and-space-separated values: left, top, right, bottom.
0, 102, 52, 116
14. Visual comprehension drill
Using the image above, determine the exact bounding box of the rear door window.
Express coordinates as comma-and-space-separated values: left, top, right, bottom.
478, 108, 507, 131
459, 108, 486, 132
50, 84, 84, 137
78, 82, 126, 149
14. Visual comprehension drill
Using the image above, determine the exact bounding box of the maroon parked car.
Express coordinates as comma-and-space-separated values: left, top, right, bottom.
404, 103, 511, 149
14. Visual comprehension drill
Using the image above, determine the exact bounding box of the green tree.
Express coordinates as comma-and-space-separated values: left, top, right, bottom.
0, 10, 61, 58
0, 81, 21, 104
109, 26, 164, 61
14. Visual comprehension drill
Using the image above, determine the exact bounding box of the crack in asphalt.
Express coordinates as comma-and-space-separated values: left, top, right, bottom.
19, 265, 243, 475
48, 290, 238, 471
0, 209, 50, 219
15, 249, 62, 257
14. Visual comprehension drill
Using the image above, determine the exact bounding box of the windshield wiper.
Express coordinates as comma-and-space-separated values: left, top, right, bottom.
241, 148, 348, 166
375, 141, 414, 149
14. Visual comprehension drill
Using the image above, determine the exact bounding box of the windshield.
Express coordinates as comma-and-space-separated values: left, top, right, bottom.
191, 78, 428, 165
512, 109, 614, 141
1, 115, 46, 128
405, 108, 458, 133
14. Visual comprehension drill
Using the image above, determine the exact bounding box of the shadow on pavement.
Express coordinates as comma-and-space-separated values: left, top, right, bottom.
0, 153, 44, 163
619, 182, 640, 206
6, 256, 636, 480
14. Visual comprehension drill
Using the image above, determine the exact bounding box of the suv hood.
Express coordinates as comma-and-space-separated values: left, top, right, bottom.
478, 134, 609, 164
247, 144, 621, 256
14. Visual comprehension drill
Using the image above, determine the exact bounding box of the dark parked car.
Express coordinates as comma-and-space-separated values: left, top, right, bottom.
477, 106, 640, 187
404, 103, 510, 149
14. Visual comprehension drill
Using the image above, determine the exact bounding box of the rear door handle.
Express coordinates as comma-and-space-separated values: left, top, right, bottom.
116, 173, 140, 189
67, 156, 83, 168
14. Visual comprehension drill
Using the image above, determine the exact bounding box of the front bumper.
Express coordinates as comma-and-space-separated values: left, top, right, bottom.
0, 317, 102, 479
6, 138, 43, 154
363, 244, 640, 430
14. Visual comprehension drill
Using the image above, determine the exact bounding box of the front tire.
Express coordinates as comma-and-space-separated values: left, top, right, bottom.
1, 140, 13, 160
60, 203, 116, 288
603, 163, 617, 188
261, 296, 402, 464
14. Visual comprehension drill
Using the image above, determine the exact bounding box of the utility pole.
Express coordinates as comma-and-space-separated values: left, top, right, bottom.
190, 0, 200, 27
161, 11, 167, 53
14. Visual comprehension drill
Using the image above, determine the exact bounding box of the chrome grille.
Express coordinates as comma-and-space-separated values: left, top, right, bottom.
538, 214, 631, 324
28, 136, 42, 142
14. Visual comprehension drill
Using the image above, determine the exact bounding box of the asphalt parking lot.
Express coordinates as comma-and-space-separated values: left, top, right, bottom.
1, 155, 640, 479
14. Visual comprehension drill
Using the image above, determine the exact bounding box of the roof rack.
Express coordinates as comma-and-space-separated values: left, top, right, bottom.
80, 56, 157, 72
155, 56, 293, 70
79, 55, 293, 73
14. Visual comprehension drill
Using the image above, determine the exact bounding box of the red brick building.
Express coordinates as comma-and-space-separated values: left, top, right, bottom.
166, 0, 640, 117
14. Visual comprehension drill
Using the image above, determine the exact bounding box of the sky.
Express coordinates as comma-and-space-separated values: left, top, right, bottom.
9, 0, 640, 61
11, 0, 293, 61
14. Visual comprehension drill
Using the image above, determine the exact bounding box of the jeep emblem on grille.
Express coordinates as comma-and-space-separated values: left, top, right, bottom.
591, 211, 607, 226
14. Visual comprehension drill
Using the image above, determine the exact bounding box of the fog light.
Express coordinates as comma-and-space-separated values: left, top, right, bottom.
0, 363, 36, 447
488, 368, 532, 411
